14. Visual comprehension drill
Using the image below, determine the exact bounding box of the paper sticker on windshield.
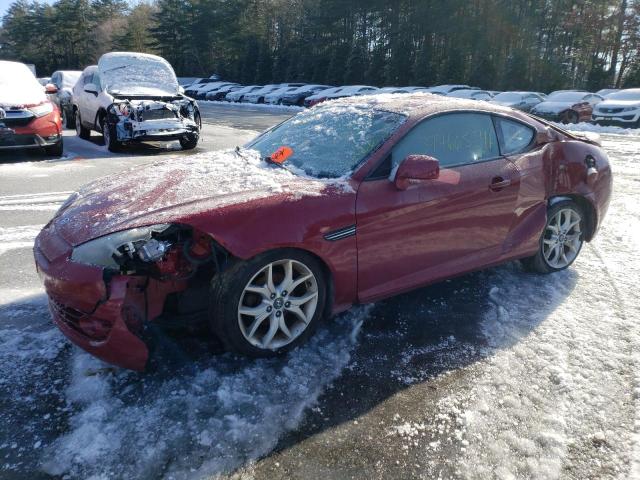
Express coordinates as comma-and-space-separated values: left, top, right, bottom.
270, 146, 293, 164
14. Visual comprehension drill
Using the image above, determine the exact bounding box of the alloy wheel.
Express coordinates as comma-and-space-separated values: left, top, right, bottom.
237, 259, 319, 350
542, 208, 582, 269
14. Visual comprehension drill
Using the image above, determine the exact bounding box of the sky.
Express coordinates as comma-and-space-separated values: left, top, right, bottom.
0, 0, 55, 18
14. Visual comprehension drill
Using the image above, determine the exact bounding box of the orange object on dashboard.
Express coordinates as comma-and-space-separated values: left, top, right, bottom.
270, 146, 293, 164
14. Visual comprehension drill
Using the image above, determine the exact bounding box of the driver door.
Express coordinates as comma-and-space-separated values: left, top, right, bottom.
355, 112, 520, 302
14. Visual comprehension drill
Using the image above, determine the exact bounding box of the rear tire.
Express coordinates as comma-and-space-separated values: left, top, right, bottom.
209, 249, 327, 357
44, 138, 63, 157
562, 110, 579, 124
75, 110, 91, 140
522, 200, 585, 273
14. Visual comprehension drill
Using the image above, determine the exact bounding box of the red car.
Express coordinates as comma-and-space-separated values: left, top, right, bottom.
0, 61, 63, 157
34, 93, 612, 371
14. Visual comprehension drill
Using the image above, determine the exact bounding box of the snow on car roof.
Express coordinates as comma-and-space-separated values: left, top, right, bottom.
0, 60, 46, 106
99, 52, 179, 96
322, 92, 517, 121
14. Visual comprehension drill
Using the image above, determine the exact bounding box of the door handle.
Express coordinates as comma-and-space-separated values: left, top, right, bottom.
489, 177, 511, 191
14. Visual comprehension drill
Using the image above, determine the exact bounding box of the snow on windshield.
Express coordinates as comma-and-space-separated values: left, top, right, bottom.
0, 61, 46, 106
61, 71, 81, 89
98, 53, 179, 96
248, 105, 406, 178
494, 92, 522, 102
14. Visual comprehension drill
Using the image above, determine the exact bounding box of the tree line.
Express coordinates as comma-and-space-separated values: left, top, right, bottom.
1, 0, 639, 92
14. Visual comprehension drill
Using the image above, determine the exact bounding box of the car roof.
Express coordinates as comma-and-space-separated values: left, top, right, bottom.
321, 92, 522, 121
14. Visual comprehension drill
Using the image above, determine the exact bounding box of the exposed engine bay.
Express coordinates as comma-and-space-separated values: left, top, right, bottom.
105, 95, 200, 143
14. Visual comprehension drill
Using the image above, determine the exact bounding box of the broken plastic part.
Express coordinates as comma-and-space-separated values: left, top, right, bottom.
138, 238, 172, 262
269, 146, 294, 164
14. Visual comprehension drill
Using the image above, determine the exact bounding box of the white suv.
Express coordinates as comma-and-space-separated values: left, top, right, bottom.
72, 52, 201, 152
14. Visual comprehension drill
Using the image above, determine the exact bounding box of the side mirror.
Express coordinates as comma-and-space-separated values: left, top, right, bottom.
394, 155, 440, 190
45, 83, 58, 94
83, 83, 98, 96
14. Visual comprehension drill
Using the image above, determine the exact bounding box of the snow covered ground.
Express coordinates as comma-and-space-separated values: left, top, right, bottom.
0, 113, 638, 479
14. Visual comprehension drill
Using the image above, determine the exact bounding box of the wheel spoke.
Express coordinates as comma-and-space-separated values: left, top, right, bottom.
239, 303, 269, 317
278, 317, 292, 339
266, 263, 276, 293
244, 284, 270, 299
261, 314, 279, 348
288, 291, 318, 306
280, 260, 294, 290
290, 273, 313, 291
285, 304, 309, 324
246, 309, 270, 338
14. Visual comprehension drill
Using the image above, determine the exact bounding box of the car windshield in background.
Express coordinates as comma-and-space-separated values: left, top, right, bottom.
605, 90, 640, 101
248, 105, 406, 178
62, 72, 81, 89
494, 92, 522, 102
99, 53, 179, 96
547, 92, 585, 102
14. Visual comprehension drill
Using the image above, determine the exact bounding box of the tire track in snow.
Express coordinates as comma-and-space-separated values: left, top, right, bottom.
0, 191, 72, 211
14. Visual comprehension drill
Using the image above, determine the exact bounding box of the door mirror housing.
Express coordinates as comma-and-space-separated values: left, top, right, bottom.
44, 83, 58, 94
394, 155, 440, 190
83, 83, 98, 96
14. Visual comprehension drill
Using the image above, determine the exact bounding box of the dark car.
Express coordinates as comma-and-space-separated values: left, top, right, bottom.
279, 85, 332, 106
531, 91, 603, 123
47, 70, 82, 128
490, 91, 546, 112
35, 93, 612, 370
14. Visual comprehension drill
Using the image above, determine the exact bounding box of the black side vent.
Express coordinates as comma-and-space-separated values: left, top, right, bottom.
324, 225, 356, 241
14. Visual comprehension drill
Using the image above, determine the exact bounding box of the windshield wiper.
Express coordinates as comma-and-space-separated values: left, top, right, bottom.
102, 65, 129, 73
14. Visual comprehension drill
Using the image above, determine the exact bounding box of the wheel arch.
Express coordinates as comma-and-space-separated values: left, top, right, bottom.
548, 194, 597, 241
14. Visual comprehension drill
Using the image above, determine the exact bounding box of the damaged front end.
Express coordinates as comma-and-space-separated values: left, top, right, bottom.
35, 222, 228, 371
105, 96, 200, 145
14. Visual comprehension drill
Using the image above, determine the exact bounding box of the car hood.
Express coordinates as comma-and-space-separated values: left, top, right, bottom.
51, 149, 347, 246
532, 101, 575, 114
595, 100, 640, 109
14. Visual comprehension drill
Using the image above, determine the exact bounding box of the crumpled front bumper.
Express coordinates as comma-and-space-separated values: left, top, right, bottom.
34, 226, 150, 371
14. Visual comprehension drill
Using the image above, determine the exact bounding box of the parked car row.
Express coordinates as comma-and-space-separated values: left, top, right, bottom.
181, 77, 639, 127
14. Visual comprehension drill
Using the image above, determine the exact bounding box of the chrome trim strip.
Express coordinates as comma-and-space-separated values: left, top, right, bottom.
324, 225, 356, 241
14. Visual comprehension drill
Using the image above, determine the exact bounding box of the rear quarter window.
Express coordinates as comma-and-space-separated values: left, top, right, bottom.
494, 117, 535, 155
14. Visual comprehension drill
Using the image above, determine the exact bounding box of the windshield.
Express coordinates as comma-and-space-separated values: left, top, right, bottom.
248, 105, 406, 178
61, 71, 81, 89
606, 90, 640, 101
547, 92, 585, 102
98, 53, 179, 96
494, 92, 522, 102
0, 61, 45, 105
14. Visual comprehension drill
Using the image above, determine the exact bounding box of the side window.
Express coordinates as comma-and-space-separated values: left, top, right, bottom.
51, 73, 60, 88
391, 113, 500, 169
82, 72, 91, 86
91, 73, 101, 89
494, 117, 535, 155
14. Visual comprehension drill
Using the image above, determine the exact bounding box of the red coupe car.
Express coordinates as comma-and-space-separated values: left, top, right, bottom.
34, 93, 612, 371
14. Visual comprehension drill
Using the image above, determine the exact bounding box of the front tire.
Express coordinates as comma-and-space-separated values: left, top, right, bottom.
101, 117, 121, 152
44, 138, 63, 157
523, 200, 585, 273
209, 250, 327, 356
179, 133, 199, 150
